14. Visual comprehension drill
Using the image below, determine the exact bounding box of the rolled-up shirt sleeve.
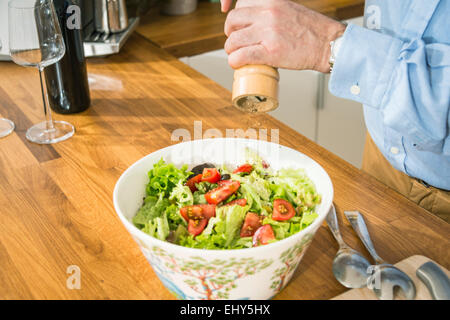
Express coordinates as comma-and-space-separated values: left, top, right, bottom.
329, 23, 450, 155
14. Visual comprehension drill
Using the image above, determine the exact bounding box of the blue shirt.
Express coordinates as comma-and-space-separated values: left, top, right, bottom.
329, 0, 450, 190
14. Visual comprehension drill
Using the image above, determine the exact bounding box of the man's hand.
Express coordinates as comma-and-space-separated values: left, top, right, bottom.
221, 0, 346, 72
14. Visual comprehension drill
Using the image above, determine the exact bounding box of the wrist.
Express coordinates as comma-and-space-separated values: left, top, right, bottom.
329, 33, 345, 72
317, 21, 346, 73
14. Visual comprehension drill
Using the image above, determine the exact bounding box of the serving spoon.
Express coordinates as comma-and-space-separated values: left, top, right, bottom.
344, 211, 416, 300
326, 205, 371, 288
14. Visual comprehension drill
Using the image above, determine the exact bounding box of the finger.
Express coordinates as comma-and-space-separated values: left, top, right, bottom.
221, 0, 264, 12
224, 26, 261, 54
235, 0, 267, 9
228, 44, 268, 69
224, 7, 258, 37
220, 0, 233, 12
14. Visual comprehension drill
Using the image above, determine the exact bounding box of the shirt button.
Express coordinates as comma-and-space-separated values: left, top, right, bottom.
390, 147, 399, 155
350, 85, 360, 95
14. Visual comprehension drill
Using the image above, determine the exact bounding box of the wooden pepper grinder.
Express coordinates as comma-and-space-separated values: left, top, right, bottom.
232, 65, 280, 113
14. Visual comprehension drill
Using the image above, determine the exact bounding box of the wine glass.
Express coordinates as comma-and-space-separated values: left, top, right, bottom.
8, 0, 74, 144
0, 38, 15, 138
0, 117, 15, 138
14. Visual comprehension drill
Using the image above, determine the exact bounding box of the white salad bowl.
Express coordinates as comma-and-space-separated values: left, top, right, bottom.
113, 138, 333, 300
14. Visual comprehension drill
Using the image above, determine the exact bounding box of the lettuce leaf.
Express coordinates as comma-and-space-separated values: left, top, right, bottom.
244, 148, 271, 175
269, 168, 321, 213
234, 236, 253, 248
169, 181, 194, 208
133, 194, 169, 227
239, 183, 260, 212
191, 181, 216, 204
178, 205, 249, 249
146, 159, 191, 197
141, 210, 170, 240
231, 171, 271, 201
300, 211, 319, 227
155, 214, 170, 240
262, 212, 318, 241
195, 181, 218, 193
172, 224, 188, 244
193, 191, 207, 204
238, 183, 272, 215
202, 216, 220, 236
262, 217, 291, 240
133, 193, 184, 240
269, 183, 297, 204
165, 203, 186, 229
222, 205, 248, 247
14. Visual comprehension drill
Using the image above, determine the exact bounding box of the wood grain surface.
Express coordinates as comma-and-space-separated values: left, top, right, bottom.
137, 0, 365, 57
0, 33, 448, 300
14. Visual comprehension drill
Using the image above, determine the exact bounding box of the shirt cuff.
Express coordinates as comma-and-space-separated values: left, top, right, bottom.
328, 23, 405, 108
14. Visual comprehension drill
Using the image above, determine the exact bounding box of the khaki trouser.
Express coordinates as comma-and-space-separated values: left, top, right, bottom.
362, 134, 450, 223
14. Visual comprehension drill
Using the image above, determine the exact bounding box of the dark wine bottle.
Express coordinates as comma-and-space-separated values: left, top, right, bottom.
44, 0, 90, 114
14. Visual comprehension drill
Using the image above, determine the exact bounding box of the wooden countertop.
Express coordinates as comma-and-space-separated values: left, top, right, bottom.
0, 33, 448, 300
136, 0, 365, 57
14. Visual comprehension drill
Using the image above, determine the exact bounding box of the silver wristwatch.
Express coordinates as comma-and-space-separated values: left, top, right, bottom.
329, 35, 344, 72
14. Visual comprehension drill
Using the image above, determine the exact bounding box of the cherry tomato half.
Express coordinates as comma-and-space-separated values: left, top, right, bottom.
272, 199, 296, 221
188, 218, 208, 236
185, 174, 203, 192
218, 179, 233, 187
201, 168, 221, 184
198, 204, 216, 219
233, 164, 253, 174
205, 180, 240, 205
179, 204, 216, 222
252, 225, 275, 246
240, 212, 262, 237
225, 198, 247, 207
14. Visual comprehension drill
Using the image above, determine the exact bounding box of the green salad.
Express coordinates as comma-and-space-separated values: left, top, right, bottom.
132, 150, 321, 249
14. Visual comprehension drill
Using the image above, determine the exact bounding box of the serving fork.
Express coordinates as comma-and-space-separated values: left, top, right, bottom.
344, 211, 416, 300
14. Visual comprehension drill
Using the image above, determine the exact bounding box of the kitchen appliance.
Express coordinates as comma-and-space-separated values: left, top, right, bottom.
94, 0, 128, 34
0, 0, 140, 60
81, 0, 140, 57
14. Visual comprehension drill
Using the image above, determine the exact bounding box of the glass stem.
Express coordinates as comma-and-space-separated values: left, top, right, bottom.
38, 67, 55, 131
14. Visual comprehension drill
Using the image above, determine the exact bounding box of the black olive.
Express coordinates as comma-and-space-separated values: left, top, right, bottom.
221, 174, 231, 181
188, 163, 216, 179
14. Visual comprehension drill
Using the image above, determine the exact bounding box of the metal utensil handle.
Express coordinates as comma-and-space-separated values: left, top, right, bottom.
417, 261, 450, 300
344, 211, 385, 265
325, 205, 348, 249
